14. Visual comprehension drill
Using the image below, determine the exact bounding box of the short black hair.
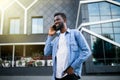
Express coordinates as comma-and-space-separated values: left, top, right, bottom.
54, 12, 66, 20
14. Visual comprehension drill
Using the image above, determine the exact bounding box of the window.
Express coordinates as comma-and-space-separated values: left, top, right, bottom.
91, 35, 119, 66
99, 2, 111, 16
115, 34, 120, 43
89, 16, 100, 22
88, 3, 100, 16
0, 46, 12, 67
0, 45, 52, 68
32, 17, 43, 34
10, 18, 20, 34
111, 4, 120, 16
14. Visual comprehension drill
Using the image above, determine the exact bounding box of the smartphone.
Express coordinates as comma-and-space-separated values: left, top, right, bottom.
52, 25, 57, 31
52, 23, 63, 31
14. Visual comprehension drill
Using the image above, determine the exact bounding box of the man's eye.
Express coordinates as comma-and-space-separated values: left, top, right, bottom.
54, 19, 60, 22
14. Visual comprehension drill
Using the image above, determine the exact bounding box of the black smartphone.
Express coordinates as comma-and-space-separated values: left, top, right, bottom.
52, 25, 57, 31
52, 23, 63, 31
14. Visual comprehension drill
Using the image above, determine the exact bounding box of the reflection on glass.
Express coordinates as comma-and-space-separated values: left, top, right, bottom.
15, 46, 23, 58
101, 23, 112, 28
103, 34, 114, 41
89, 16, 100, 22
87, 0, 120, 66
116, 46, 120, 59
112, 16, 120, 19
114, 0, 120, 2
114, 28, 120, 33
0, 46, 12, 67
92, 35, 120, 66
92, 36, 105, 65
99, 2, 111, 15
90, 27, 101, 34
111, 4, 120, 15
90, 24, 101, 28
102, 28, 113, 34
26, 45, 44, 57
113, 21, 120, 27
101, 16, 111, 21
88, 3, 99, 16
0, 45, 52, 68
115, 34, 120, 43
90, 25, 101, 34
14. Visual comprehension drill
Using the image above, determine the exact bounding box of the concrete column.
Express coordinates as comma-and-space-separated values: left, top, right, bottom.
23, 45, 26, 57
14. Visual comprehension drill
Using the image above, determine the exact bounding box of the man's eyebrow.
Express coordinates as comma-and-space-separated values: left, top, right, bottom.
54, 18, 60, 22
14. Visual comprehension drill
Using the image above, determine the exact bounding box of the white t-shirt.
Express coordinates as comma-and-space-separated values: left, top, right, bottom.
56, 32, 68, 78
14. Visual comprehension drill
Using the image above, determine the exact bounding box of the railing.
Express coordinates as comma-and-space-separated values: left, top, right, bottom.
0, 56, 52, 68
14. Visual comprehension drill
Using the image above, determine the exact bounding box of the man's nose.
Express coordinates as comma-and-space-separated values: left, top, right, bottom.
54, 21, 60, 25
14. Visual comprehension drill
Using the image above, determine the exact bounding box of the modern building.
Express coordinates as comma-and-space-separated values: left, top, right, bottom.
0, 0, 120, 77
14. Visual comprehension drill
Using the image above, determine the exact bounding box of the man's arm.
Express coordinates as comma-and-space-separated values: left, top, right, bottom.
71, 30, 91, 70
44, 36, 54, 56
44, 26, 56, 56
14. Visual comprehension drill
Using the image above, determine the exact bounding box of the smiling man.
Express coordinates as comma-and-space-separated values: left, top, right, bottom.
44, 12, 91, 80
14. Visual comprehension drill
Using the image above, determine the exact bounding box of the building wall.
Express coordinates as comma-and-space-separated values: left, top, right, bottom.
4, 3, 24, 34
1, 0, 79, 35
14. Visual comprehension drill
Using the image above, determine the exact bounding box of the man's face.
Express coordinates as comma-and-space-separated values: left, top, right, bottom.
54, 15, 65, 31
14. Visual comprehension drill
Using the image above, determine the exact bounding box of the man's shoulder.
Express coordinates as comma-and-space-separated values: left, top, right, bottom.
69, 29, 80, 33
69, 29, 83, 37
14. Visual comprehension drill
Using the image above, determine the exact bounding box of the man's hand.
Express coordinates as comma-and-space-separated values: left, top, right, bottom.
64, 66, 74, 75
48, 25, 56, 36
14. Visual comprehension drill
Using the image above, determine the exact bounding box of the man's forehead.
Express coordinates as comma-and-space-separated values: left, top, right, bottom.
54, 15, 62, 19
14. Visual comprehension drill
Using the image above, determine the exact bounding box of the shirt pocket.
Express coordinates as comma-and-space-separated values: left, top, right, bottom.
70, 42, 79, 52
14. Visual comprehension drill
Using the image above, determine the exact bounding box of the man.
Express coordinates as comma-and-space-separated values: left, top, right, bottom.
44, 12, 91, 80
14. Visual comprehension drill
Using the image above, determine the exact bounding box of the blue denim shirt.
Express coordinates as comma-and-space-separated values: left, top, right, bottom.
44, 29, 91, 80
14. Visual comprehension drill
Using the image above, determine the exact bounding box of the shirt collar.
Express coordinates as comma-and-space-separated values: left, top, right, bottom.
56, 28, 70, 36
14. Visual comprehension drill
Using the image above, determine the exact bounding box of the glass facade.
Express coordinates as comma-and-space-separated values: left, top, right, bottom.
91, 35, 120, 66
0, 45, 52, 67
114, 0, 120, 2
87, 1, 120, 66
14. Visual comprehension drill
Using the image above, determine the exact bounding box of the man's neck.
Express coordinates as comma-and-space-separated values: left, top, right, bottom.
60, 26, 67, 33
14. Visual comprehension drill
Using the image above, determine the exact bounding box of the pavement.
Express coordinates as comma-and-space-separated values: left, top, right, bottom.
0, 76, 120, 80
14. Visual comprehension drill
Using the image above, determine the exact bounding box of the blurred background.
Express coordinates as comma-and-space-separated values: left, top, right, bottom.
0, 0, 120, 80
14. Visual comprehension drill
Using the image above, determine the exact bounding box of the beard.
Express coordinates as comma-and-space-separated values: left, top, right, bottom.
55, 22, 64, 31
